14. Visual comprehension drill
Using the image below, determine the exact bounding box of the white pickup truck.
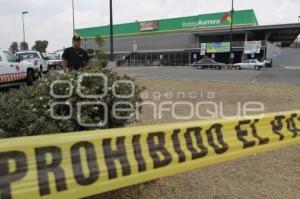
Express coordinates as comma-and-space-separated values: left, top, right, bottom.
16, 50, 48, 74
0, 49, 36, 87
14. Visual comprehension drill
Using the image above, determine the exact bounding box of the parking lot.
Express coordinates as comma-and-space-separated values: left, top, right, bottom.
114, 66, 300, 84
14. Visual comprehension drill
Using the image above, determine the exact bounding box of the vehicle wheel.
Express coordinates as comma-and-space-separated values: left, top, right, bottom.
198, 66, 203, 70
237, 66, 241, 70
26, 70, 34, 86
255, 66, 260, 70
218, 66, 222, 70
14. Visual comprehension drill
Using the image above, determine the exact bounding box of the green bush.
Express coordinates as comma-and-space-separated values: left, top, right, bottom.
95, 50, 107, 62
87, 58, 108, 68
87, 48, 95, 55
0, 63, 145, 138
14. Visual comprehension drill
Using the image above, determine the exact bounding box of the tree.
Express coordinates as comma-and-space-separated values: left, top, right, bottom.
95, 35, 104, 49
32, 40, 49, 53
95, 35, 106, 61
20, 42, 29, 51
9, 42, 19, 54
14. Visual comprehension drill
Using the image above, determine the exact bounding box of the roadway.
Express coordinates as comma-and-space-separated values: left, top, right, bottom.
114, 67, 300, 84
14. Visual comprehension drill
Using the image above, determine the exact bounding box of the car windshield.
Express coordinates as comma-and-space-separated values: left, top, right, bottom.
17, 53, 39, 60
200, 59, 214, 64
48, 54, 60, 60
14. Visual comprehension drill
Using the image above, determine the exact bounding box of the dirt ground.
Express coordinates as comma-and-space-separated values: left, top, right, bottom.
93, 80, 300, 199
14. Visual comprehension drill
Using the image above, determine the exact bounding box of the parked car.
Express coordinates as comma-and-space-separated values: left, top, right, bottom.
194, 58, 227, 70
16, 51, 48, 74
47, 53, 62, 69
150, 60, 161, 66
233, 59, 265, 70
0, 49, 36, 87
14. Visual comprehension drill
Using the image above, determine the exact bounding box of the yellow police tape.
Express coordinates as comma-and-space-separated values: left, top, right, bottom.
0, 111, 300, 199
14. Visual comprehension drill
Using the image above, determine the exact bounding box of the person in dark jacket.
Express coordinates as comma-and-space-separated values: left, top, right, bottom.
62, 36, 89, 73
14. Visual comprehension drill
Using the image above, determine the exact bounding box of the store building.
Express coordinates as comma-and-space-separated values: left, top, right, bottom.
75, 9, 300, 66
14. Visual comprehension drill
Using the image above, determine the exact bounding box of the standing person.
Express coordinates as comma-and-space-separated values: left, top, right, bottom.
62, 36, 89, 73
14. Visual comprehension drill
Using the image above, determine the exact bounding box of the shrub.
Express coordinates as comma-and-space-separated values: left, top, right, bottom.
95, 50, 107, 63
87, 48, 95, 55
0, 63, 145, 138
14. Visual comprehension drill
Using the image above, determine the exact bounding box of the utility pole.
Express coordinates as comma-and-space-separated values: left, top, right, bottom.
72, 0, 75, 36
22, 11, 29, 50
229, 0, 234, 64
109, 0, 114, 61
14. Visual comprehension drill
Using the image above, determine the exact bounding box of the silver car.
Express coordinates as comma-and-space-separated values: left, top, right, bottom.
233, 59, 265, 70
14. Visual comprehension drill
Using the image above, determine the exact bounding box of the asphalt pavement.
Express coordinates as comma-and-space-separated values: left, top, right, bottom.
114, 66, 300, 84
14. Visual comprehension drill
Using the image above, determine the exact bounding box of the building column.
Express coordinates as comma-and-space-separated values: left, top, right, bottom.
242, 32, 248, 61
263, 32, 271, 60
174, 51, 177, 66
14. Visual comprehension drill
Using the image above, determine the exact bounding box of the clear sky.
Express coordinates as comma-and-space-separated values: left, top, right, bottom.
0, 0, 299, 51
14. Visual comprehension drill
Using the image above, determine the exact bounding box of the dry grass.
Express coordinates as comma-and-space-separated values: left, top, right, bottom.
91, 80, 300, 199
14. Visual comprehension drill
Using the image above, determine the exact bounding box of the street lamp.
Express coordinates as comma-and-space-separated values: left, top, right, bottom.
72, 0, 75, 36
22, 11, 29, 50
109, 0, 114, 61
229, 0, 234, 65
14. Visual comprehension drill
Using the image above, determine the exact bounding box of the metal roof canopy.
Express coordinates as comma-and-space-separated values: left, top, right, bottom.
191, 23, 300, 47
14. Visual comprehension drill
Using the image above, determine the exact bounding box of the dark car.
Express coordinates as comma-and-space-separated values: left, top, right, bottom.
194, 58, 227, 70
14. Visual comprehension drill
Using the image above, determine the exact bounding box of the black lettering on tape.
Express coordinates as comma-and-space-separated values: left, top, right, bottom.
103, 137, 131, 179
235, 119, 269, 149
184, 127, 208, 160
0, 151, 28, 199
250, 120, 270, 145
35, 146, 67, 196
172, 129, 186, 163
132, 135, 146, 172
286, 114, 300, 138
271, 115, 285, 141
298, 114, 300, 136
147, 132, 172, 169
71, 142, 100, 186
236, 120, 255, 149
206, 124, 229, 154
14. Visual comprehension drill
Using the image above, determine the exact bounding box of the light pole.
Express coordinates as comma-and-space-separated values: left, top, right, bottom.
298, 16, 300, 48
22, 11, 29, 50
109, 0, 114, 61
72, 0, 75, 36
229, 0, 234, 64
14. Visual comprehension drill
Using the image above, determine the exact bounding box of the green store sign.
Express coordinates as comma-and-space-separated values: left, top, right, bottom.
76, 9, 258, 38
